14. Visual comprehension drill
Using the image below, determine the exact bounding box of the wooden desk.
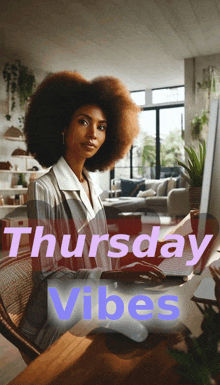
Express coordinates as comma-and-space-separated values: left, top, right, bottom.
9, 256, 219, 385
9, 212, 220, 385
9, 331, 186, 385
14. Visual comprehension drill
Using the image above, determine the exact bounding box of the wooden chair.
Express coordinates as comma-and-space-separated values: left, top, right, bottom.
0, 250, 42, 362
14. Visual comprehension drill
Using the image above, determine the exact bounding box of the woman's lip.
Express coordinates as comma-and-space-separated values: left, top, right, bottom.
82, 142, 96, 149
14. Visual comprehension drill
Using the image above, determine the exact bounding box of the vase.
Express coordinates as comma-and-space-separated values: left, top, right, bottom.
189, 186, 202, 210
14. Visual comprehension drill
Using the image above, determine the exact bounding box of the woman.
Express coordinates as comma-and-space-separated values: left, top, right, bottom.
21, 71, 164, 351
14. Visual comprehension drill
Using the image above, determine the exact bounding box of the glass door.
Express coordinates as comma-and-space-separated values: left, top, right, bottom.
132, 109, 156, 179
159, 107, 184, 178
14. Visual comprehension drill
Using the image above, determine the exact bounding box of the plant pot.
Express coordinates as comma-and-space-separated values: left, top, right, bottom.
189, 186, 202, 210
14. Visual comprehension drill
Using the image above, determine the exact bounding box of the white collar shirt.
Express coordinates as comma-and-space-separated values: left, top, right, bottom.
53, 156, 103, 223
52, 157, 111, 272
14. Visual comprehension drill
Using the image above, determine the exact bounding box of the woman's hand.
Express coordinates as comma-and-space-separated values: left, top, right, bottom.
101, 261, 166, 284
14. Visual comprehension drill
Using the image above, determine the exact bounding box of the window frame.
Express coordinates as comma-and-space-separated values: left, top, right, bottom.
151, 85, 185, 105
110, 88, 185, 187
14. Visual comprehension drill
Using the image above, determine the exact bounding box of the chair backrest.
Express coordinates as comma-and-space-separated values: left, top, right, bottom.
0, 250, 33, 327
0, 250, 42, 360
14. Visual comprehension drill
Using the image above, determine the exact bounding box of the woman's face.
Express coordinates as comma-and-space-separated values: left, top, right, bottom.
64, 105, 107, 161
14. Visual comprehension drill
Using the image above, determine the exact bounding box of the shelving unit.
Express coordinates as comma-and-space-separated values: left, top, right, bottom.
0, 134, 47, 218
0, 168, 46, 216
0, 205, 24, 219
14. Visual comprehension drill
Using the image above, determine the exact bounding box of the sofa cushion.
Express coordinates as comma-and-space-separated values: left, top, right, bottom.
145, 180, 161, 194
167, 177, 176, 194
145, 196, 167, 206
157, 178, 169, 196
120, 178, 146, 197
137, 188, 156, 197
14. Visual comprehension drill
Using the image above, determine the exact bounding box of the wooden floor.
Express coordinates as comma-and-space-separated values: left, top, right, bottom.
0, 334, 26, 385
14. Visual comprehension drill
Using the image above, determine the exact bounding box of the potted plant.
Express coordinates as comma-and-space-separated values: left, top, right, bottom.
3, 60, 36, 120
191, 111, 208, 140
176, 141, 206, 210
169, 267, 220, 385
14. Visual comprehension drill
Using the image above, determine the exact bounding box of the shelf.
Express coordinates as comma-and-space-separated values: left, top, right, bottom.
0, 169, 47, 174
12, 155, 33, 158
4, 136, 25, 142
0, 205, 21, 208
0, 188, 28, 192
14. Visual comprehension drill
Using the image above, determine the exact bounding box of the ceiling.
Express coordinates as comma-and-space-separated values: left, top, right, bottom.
1, 0, 220, 90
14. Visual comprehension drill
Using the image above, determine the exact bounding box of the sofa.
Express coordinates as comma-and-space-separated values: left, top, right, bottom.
102, 176, 190, 217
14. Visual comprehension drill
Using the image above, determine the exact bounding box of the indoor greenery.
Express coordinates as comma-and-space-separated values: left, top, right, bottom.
140, 129, 184, 177
169, 267, 220, 385
3, 60, 36, 120
197, 66, 215, 91
176, 141, 206, 187
18, 116, 25, 130
191, 111, 208, 140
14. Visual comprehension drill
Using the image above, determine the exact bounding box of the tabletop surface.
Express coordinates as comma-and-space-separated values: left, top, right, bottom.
9, 329, 187, 385
8, 212, 220, 385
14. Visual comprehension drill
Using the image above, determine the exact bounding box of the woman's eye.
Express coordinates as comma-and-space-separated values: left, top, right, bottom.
79, 119, 88, 126
98, 125, 106, 131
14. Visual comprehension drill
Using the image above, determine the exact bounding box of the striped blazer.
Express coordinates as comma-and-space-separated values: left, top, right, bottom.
20, 157, 112, 350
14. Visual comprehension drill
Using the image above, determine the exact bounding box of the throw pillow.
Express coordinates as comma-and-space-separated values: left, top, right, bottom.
157, 178, 169, 196
176, 175, 187, 188
137, 188, 156, 197
120, 178, 145, 197
167, 177, 176, 194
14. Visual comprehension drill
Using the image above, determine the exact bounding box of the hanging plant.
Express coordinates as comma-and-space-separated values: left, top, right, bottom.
197, 67, 215, 91
2, 60, 36, 120
18, 116, 25, 130
191, 111, 208, 140
3, 60, 19, 117
17, 64, 36, 106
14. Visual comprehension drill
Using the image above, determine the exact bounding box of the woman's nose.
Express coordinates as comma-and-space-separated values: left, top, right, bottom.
87, 124, 97, 138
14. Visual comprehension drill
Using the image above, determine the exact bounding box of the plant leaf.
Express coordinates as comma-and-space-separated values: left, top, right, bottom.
176, 159, 191, 175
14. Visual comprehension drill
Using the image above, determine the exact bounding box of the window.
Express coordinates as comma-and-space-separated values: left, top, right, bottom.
132, 110, 156, 179
159, 106, 184, 178
130, 90, 145, 106
112, 87, 185, 185
152, 86, 184, 104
